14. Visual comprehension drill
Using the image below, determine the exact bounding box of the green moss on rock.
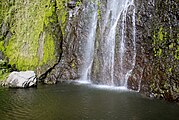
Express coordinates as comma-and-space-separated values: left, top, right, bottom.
40, 33, 56, 65
0, 0, 65, 77
0, 59, 16, 81
56, 0, 68, 35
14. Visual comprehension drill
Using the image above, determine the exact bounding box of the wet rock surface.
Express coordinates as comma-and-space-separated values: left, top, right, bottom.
128, 0, 179, 102
43, 0, 179, 102
57, 0, 178, 102
48, 0, 90, 82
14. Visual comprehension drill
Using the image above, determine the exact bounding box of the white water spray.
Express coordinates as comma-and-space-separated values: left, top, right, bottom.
80, 1, 98, 82
80, 0, 137, 88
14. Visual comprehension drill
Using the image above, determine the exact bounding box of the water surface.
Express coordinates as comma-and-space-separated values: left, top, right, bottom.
0, 82, 179, 120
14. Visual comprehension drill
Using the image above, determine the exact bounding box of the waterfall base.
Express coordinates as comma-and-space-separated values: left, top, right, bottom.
71, 80, 130, 91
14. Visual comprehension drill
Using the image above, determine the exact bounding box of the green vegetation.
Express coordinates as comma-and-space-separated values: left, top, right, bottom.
56, 0, 68, 35
4, 0, 54, 70
153, 27, 165, 57
40, 33, 55, 65
0, 0, 9, 24
97, 1, 101, 20
153, 26, 178, 60
0, 59, 16, 81
0, 0, 66, 74
76, 0, 82, 7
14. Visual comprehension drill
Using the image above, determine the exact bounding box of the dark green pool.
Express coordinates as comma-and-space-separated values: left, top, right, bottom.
0, 81, 179, 120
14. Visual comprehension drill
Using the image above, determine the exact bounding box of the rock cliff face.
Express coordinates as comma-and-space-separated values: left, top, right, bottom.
128, 0, 179, 102
44, 0, 94, 83
53, 0, 178, 101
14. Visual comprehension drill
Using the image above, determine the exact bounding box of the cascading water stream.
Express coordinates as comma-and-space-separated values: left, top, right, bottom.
80, 0, 137, 89
80, 1, 98, 82
100, 0, 136, 87
100, 0, 130, 86
121, 0, 136, 87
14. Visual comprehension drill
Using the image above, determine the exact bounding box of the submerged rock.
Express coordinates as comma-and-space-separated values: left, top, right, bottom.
5, 71, 37, 88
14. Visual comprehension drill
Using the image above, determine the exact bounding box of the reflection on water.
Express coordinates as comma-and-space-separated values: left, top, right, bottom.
0, 82, 179, 120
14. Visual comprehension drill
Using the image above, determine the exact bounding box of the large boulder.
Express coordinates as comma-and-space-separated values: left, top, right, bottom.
5, 71, 37, 88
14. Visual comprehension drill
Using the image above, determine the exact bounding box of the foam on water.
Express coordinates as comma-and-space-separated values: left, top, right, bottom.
90, 84, 128, 91
75, 80, 92, 84
72, 80, 130, 92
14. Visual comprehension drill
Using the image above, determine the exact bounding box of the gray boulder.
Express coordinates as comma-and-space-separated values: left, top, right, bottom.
5, 71, 37, 88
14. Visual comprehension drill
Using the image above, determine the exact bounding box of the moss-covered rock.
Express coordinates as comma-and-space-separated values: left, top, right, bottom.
0, 59, 16, 82
0, 0, 66, 80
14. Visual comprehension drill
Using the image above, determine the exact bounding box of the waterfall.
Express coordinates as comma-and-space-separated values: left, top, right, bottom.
80, 0, 136, 88
80, 1, 98, 82
121, 0, 136, 87
101, 0, 131, 86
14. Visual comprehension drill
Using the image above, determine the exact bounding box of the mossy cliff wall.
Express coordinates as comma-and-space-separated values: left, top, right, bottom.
44, 0, 90, 83
128, 0, 178, 102
0, 0, 67, 79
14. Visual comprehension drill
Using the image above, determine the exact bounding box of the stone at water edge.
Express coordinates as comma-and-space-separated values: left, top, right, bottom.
5, 71, 37, 88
